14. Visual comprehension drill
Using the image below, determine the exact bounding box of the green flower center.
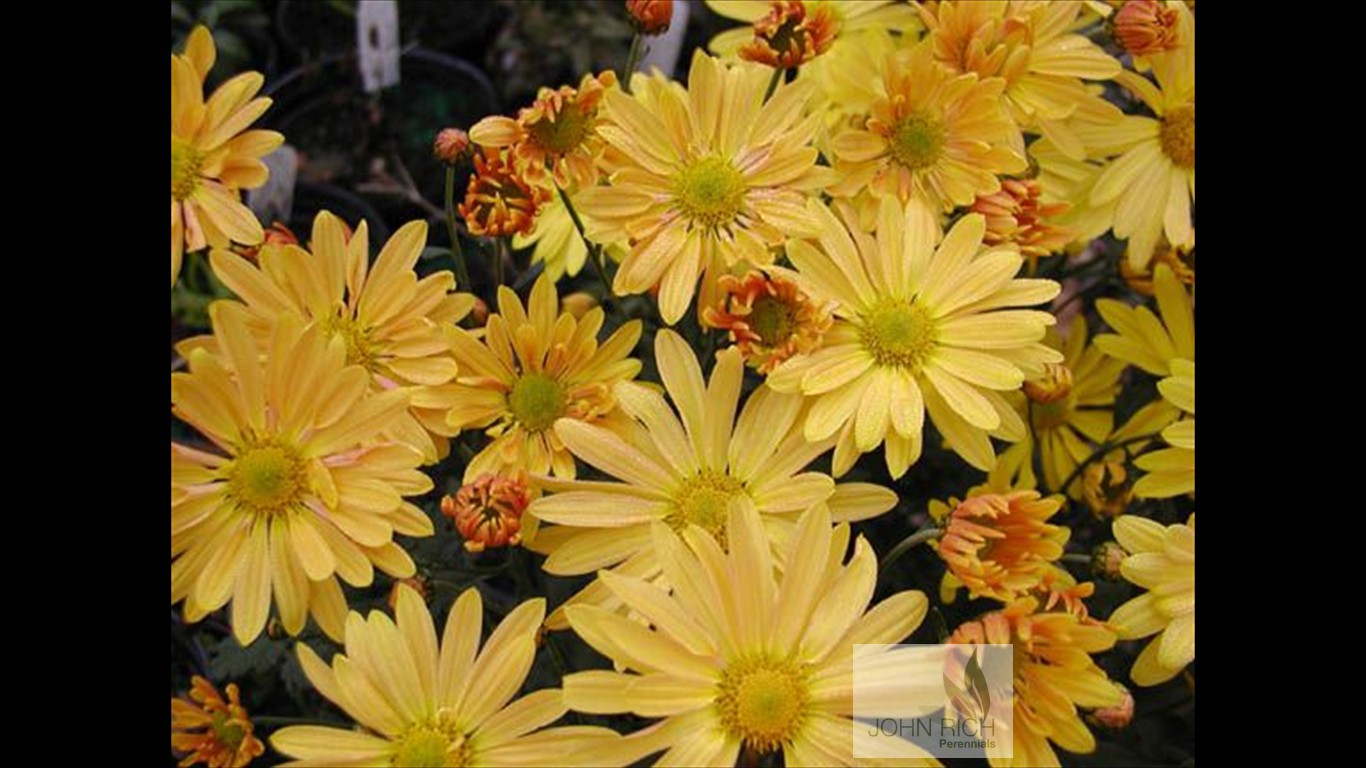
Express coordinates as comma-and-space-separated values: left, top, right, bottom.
716, 656, 810, 754
172, 137, 204, 201
889, 113, 945, 170
666, 470, 747, 540
673, 156, 747, 230
208, 712, 246, 752
1159, 104, 1195, 169
229, 442, 307, 517
508, 372, 568, 433
1030, 395, 1076, 431
392, 725, 469, 768
859, 299, 938, 371
529, 109, 590, 155
319, 311, 378, 371
748, 295, 796, 346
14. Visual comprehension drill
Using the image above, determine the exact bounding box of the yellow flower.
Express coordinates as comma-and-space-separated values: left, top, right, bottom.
1075, 3, 1194, 267
949, 599, 1121, 767
829, 42, 1025, 211
526, 329, 896, 626
1094, 263, 1194, 377
512, 193, 591, 283
271, 586, 622, 767
469, 71, 617, 191
768, 199, 1061, 477
197, 212, 475, 464
701, 269, 834, 374
1133, 359, 1194, 497
578, 50, 831, 324
171, 25, 284, 288
171, 676, 266, 768
936, 490, 1068, 603
916, 0, 1123, 158
1109, 514, 1195, 685
171, 306, 432, 644
430, 275, 643, 482
563, 503, 933, 766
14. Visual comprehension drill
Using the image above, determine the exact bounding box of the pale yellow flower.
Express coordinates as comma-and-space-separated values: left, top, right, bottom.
1133, 359, 1194, 497
1109, 514, 1195, 685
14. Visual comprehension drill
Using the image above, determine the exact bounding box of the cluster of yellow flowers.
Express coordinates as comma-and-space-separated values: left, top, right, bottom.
171, 2, 1194, 766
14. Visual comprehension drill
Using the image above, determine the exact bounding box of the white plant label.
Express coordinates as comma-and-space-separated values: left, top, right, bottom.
357, 0, 401, 93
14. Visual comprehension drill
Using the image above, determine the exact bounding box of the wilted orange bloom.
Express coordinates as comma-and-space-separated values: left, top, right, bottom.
739, 1, 840, 69
442, 473, 532, 552
702, 270, 833, 373
1113, 0, 1182, 57
170, 677, 265, 768
626, 0, 673, 35
433, 127, 471, 163
937, 490, 1068, 602
971, 178, 1074, 267
950, 599, 1120, 767
469, 72, 617, 190
459, 146, 550, 236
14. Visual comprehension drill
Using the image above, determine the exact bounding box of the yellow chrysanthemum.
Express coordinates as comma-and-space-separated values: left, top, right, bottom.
917, 0, 1123, 159
1133, 359, 1194, 497
171, 25, 284, 288
193, 212, 474, 464
171, 676, 266, 768
563, 503, 934, 766
1094, 263, 1194, 378
1074, 3, 1194, 267
950, 599, 1121, 767
768, 199, 1061, 477
1109, 513, 1195, 686
526, 329, 897, 627
513, 194, 591, 283
829, 42, 1025, 211
578, 50, 831, 324
429, 275, 643, 482
171, 306, 432, 644
272, 586, 622, 767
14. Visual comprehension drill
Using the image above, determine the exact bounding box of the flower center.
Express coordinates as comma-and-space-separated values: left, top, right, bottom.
208, 712, 246, 753
228, 441, 307, 518
319, 311, 378, 371
508, 373, 568, 432
1023, 363, 1074, 405
1029, 394, 1075, 431
673, 156, 747, 230
1159, 104, 1194, 169
392, 726, 469, 768
172, 137, 203, 201
716, 656, 810, 754
859, 299, 938, 371
666, 470, 746, 540
748, 294, 796, 346
889, 113, 946, 170
528, 109, 589, 155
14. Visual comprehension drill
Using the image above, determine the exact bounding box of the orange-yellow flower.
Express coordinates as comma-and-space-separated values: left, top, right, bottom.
702, 270, 833, 373
460, 146, 551, 237
1112, 0, 1182, 58
171, 676, 266, 768
739, 0, 840, 69
971, 178, 1075, 269
441, 473, 532, 552
433, 127, 471, 163
470, 72, 617, 190
937, 490, 1068, 603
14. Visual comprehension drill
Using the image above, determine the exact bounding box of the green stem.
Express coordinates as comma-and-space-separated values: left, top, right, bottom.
494, 237, 507, 289
443, 166, 474, 292
556, 185, 617, 312
764, 67, 785, 101
253, 716, 326, 726
1060, 553, 1092, 565
880, 526, 944, 574
622, 34, 644, 92
1054, 432, 1162, 498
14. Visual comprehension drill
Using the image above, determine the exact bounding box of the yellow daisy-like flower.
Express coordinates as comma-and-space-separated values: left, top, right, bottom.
512, 193, 591, 283
429, 274, 643, 482
1075, 3, 1194, 267
1133, 359, 1194, 497
469, 71, 617, 191
1094, 263, 1194, 378
1109, 513, 1195, 686
563, 503, 933, 766
526, 329, 896, 626
272, 586, 622, 767
916, 0, 1123, 159
578, 50, 831, 324
829, 42, 1026, 211
935, 490, 1068, 603
171, 676, 266, 768
171, 305, 432, 644
768, 199, 1061, 477
197, 212, 474, 464
171, 25, 284, 288
950, 599, 1121, 767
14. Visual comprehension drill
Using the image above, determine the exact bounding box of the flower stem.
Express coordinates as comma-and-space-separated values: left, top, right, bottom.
880, 526, 945, 574
556, 184, 618, 314
1055, 432, 1162, 498
764, 67, 785, 101
1060, 553, 1092, 565
622, 34, 644, 92
443, 166, 473, 292
494, 237, 508, 288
